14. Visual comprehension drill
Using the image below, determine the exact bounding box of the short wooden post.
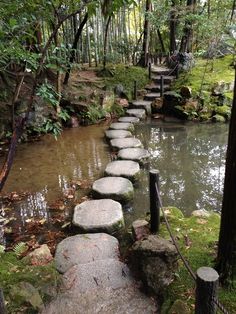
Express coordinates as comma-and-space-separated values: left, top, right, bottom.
133, 80, 137, 100
160, 75, 164, 97
149, 170, 160, 233
148, 62, 152, 80
175, 64, 179, 79
159, 53, 162, 64
195, 267, 219, 314
0, 288, 6, 314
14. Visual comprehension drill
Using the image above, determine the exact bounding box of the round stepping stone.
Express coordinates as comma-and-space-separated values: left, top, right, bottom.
92, 177, 134, 202
73, 199, 124, 234
109, 122, 134, 132
118, 116, 140, 123
110, 137, 143, 150
105, 129, 132, 139
118, 148, 150, 164
126, 109, 146, 119
130, 100, 152, 115
105, 160, 140, 181
55, 233, 119, 273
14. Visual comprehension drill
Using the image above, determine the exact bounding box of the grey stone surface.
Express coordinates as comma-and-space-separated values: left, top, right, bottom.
132, 219, 150, 241
73, 199, 124, 233
109, 122, 134, 132
118, 116, 140, 123
130, 100, 152, 115
191, 209, 211, 218
105, 129, 132, 139
55, 233, 119, 274
92, 177, 134, 202
144, 93, 161, 101
105, 160, 140, 181
126, 109, 146, 119
110, 137, 143, 150
118, 148, 150, 164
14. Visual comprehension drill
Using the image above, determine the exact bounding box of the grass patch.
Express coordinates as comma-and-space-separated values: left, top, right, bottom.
160, 207, 236, 313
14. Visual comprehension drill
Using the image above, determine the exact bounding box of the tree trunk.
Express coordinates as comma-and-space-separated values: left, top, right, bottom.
216, 66, 236, 285
169, 2, 177, 53
157, 28, 165, 53
138, 0, 151, 67
179, 0, 194, 53
63, 12, 88, 85
103, 15, 112, 70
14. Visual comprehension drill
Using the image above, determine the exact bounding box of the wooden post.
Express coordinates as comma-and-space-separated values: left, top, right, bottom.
0, 288, 6, 314
195, 267, 219, 314
159, 52, 162, 64
149, 170, 160, 233
133, 80, 137, 100
148, 62, 152, 80
160, 75, 164, 98
175, 63, 179, 79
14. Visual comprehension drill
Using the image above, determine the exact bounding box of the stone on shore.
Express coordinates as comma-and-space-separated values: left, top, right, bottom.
92, 176, 134, 202
109, 122, 134, 132
118, 147, 150, 164
105, 129, 132, 140
73, 199, 124, 234
55, 233, 119, 273
126, 109, 146, 119
110, 137, 143, 150
104, 160, 140, 181
118, 116, 140, 123
132, 219, 150, 241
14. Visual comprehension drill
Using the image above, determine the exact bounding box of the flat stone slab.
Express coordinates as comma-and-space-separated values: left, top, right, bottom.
118, 116, 140, 123
105, 160, 140, 181
92, 176, 134, 202
144, 93, 161, 101
130, 100, 152, 115
118, 148, 150, 164
105, 129, 132, 139
126, 109, 146, 119
55, 233, 119, 273
109, 122, 134, 132
110, 137, 143, 150
73, 199, 124, 233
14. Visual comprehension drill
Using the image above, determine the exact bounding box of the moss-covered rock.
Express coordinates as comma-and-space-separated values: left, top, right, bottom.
212, 114, 226, 122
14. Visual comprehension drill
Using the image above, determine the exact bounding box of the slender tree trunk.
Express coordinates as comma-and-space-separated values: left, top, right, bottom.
157, 28, 165, 53
230, 0, 236, 24
63, 12, 88, 85
170, 1, 177, 53
103, 15, 112, 70
138, 0, 151, 67
180, 0, 194, 53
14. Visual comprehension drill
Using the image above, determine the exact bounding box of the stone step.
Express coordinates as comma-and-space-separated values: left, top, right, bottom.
118, 148, 150, 164
105, 129, 132, 140
55, 233, 119, 274
145, 84, 170, 93
129, 100, 152, 115
144, 93, 161, 101
152, 75, 175, 84
118, 116, 140, 123
92, 176, 134, 203
151, 66, 172, 76
105, 160, 140, 182
73, 199, 124, 234
126, 109, 146, 119
109, 122, 134, 132
110, 137, 143, 150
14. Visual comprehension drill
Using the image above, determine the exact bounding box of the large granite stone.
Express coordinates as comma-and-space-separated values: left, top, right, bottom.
109, 122, 134, 132
110, 137, 143, 150
105, 160, 140, 181
55, 233, 119, 273
130, 100, 152, 115
126, 109, 146, 119
118, 116, 140, 123
73, 199, 124, 234
118, 148, 150, 164
92, 177, 134, 202
105, 129, 132, 139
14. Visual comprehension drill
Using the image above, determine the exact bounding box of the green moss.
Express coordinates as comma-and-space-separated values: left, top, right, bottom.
160, 209, 236, 313
212, 114, 226, 123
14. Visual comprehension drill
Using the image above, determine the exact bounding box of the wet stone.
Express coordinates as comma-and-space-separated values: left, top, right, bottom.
110, 137, 143, 150
73, 199, 124, 234
55, 233, 119, 274
109, 122, 134, 132
118, 148, 150, 164
105, 160, 140, 181
126, 109, 146, 119
118, 116, 140, 123
92, 176, 134, 203
130, 100, 152, 115
105, 129, 132, 140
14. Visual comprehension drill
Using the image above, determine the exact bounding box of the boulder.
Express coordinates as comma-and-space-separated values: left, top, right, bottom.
131, 235, 178, 295
180, 86, 192, 98
211, 81, 226, 96
132, 220, 150, 241
191, 209, 211, 218
26, 244, 53, 266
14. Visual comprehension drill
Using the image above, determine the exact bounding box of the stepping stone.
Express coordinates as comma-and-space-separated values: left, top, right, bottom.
145, 84, 170, 93
105, 160, 140, 181
118, 148, 150, 164
118, 116, 140, 123
152, 75, 175, 84
151, 66, 172, 76
73, 199, 124, 234
105, 129, 132, 140
144, 93, 161, 101
55, 233, 119, 273
109, 122, 134, 132
110, 137, 143, 150
130, 100, 152, 115
92, 176, 134, 202
126, 109, 146, 119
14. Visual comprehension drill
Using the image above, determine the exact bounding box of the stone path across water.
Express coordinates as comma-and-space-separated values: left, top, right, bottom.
118, 147, 150, 164
104, 160, 140, 181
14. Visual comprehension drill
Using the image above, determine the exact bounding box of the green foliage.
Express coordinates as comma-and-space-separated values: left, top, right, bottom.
36, 83, 60, 108
13, 242, 28, 257
82, 103, 106, 124
107, 102, 125, 117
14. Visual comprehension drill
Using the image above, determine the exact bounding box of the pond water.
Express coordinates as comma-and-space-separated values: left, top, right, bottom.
0, 120, 229, 245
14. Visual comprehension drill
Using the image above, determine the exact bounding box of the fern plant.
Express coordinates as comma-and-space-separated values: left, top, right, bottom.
13, 242, 28, 257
